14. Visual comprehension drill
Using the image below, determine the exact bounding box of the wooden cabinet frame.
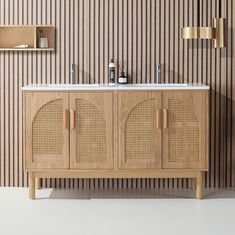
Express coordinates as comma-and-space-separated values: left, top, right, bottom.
24, 90, 209, 199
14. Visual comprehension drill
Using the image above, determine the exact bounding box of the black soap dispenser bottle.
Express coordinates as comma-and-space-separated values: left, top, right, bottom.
109, 59, 116, 85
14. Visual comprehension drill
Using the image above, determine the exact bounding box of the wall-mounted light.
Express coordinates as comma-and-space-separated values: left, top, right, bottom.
181, 18, 226, 48
180, 0, 226, 48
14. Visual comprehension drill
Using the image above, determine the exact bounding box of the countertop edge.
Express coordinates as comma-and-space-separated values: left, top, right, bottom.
22, 86, 210, 91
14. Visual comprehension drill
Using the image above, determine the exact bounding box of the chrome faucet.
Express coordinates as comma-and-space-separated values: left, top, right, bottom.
70, 64, 75, 84
155, 64, 161, 84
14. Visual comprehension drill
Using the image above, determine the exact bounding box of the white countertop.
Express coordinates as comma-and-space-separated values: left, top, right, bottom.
22, 83, 210, 91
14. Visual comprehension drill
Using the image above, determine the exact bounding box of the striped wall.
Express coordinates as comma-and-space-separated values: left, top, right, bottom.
0, 0, 234, 188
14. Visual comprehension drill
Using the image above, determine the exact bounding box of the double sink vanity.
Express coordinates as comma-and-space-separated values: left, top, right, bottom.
22, 83, 209, 199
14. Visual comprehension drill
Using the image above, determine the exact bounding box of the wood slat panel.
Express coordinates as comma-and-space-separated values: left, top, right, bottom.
0, 0, 234, 189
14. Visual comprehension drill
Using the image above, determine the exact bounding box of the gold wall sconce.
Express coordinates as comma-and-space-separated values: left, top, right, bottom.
181, 18, 226, 48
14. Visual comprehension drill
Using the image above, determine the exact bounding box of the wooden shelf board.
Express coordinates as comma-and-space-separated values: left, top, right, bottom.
0, 48, 54, 51
0, 25, 54, 27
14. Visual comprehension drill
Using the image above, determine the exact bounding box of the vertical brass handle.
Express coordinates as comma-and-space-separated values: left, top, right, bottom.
163, 108, 168, 129
156, 109, 161, 129
63, 110, 68, 129
70, 109, 75, 129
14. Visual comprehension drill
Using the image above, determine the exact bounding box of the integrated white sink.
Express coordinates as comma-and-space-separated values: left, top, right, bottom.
71, 84, 100, 87
76, 83, 189, 87
36, 84, 100, 87
22, 83, 209, 91
121, 83, 189, 87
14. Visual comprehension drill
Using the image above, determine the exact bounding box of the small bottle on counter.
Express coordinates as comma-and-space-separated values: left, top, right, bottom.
109, 59, 116, 85
118, 71, 127, 84
118, 62, 128, 84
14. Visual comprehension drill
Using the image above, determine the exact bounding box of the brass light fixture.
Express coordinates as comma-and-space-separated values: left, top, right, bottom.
181, 0, 226, 48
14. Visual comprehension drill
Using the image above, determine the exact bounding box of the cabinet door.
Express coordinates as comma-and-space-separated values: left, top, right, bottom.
163, 91, 207, 169
25, 92, 69, 169
118, 92, 162, 169
70, 92, 113, 169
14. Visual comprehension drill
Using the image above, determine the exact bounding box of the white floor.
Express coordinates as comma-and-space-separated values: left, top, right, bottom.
0, 188, 235, 235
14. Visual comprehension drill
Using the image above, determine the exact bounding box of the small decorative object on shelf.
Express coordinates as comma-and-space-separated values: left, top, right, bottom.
15, 44, 28, 48
37, 29, 48, 48
118, 62, 128, 84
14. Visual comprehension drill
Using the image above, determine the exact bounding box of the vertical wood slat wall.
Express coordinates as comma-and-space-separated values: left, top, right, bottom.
0, 0, 234, 188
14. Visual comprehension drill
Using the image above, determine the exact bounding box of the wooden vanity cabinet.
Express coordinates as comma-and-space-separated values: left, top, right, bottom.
24, 89, 208, 199
25, 92, 113, 171
118, 91, 208, 170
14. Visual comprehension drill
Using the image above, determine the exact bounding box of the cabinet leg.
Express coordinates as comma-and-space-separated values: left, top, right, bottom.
191, 178, 196, 190
196, 171, 204, 199
35, 178, 40, 190
29, 172, 35, 200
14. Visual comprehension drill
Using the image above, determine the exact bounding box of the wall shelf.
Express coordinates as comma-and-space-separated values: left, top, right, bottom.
0, 25, 55, 51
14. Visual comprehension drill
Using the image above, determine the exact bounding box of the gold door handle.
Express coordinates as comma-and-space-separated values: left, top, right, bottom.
156, 109, 161, 129
163, 108, 168, 129
63, 110, 69, 129
70, 109, 75, 129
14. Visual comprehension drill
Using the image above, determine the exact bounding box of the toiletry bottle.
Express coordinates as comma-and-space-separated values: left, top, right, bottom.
118, 71, 127, 84
109, 59, 115, 85
118, 62, 128, 84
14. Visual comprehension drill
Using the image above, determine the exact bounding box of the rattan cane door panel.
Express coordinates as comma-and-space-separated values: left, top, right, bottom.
70, 92, 113, 169
118, 92, 162, 170
163, 91, 207, 169
25, 92, 69, 170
